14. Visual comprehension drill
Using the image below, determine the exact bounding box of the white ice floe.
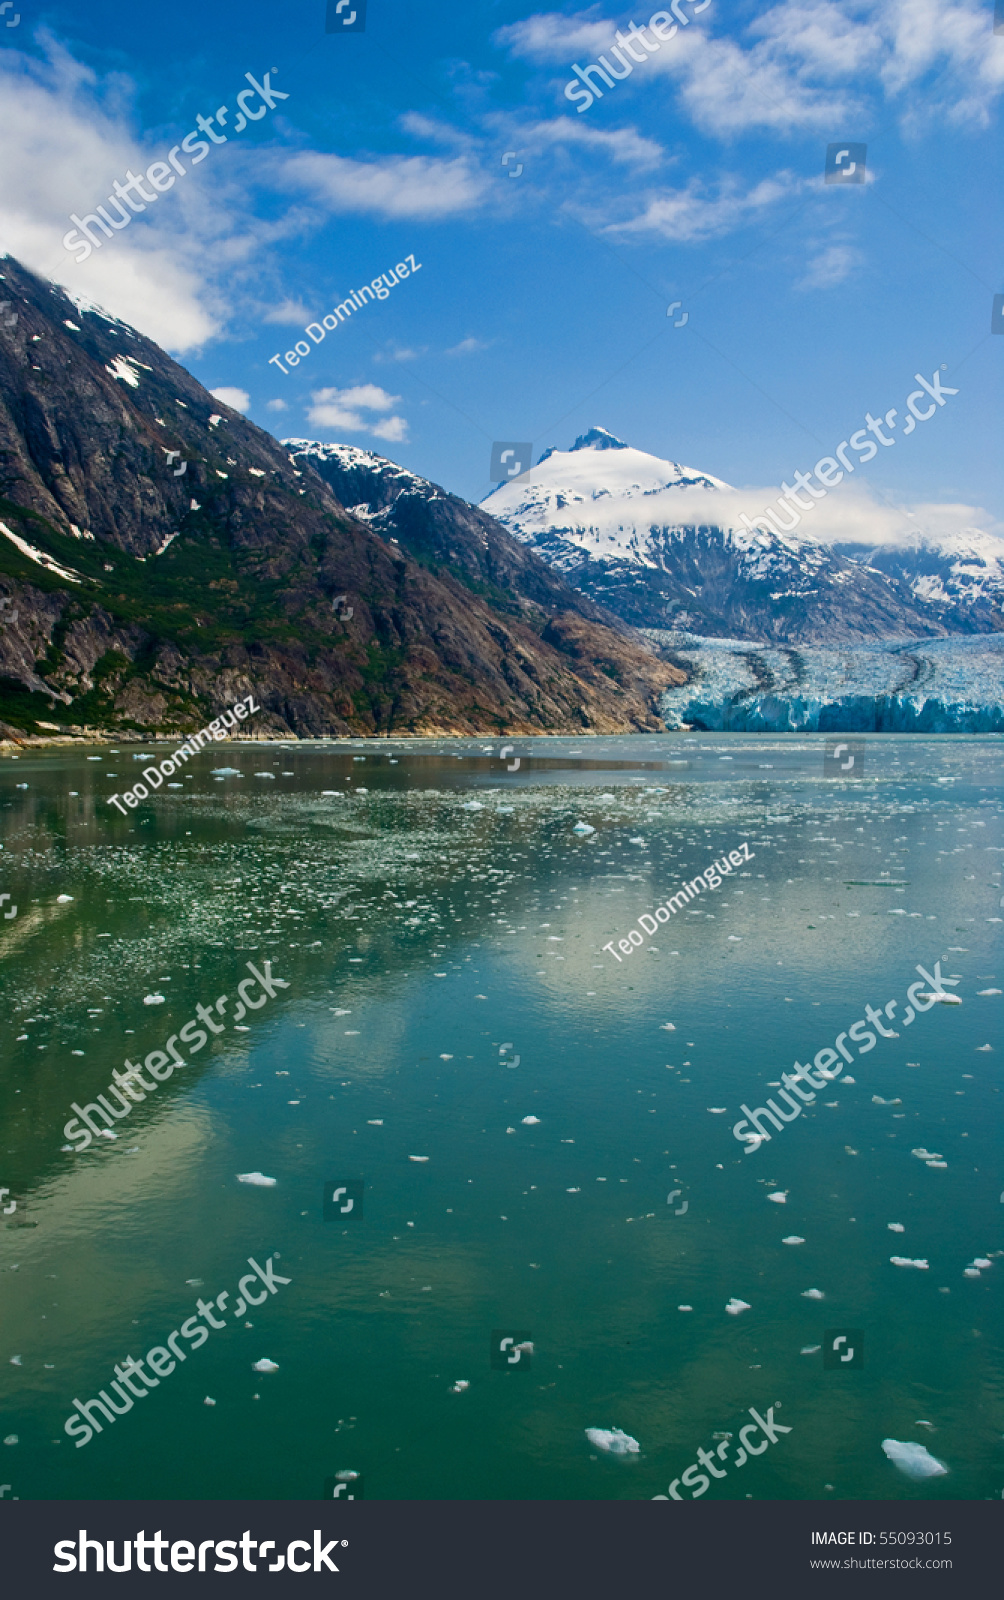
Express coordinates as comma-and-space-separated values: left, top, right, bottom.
707, 1107, 728, 1114
449, 1380, 470, 1393
211, 768, 242, 776
573, 821, 595, 834
678, 1305, 693, 1311
881, 1439, 947, 1479
408, 1155, 429, 1162
660, 1022, 676, 1031
56, 894, 74, 903
725, 1298, 751, 1315
911, 1148, 942, 1161
891, 1257, 929, 1269
143, 993, 166, 1006
888, 1223, 905, 1232
767, 1192, 787, 1204
972, 1258, 992, 1269
872, 1095, 901, 1105
977, 988, 1001, 995
800, 1345, 822, 1355
252, 1359, 279, 1373
586, 1427, 640, 1455
237, 1173, 276, 1187
522, 1115, 541, 1125
367, 1119, 384, 1126
782, 1236, 805, 1245
461, 801, 484, 811
802, 1288, 824, 1299
204, 1397, 216, 1406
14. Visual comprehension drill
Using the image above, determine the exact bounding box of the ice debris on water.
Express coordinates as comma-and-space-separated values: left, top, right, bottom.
522, 1115, 540, 1125
800, 1345, 821, 1355
725, 1298, 751, 1316
204, 1396, 216, 1406
143, 993, 166, 1006
409, 1155, 429, 1162
802, 1288, 824, 1299
882, 1439, 947, 1479
782, 1236, 805, 1245
572, 821, 595, 834
449, 1380, 470, 1393
767, 1192, 787, 1204
888, 1223, 905, 1232
891, 1257, 929, 1269
252, 1359, 279, 1373
56, 894, 74, 903
586, 1427, 639, 1455
237, 1173, 276, 1187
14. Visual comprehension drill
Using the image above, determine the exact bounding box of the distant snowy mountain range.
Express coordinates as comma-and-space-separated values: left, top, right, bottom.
481, 427, 1004, 642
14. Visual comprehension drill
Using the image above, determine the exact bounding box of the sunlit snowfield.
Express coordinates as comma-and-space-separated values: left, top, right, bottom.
0, 734, 1000, 1501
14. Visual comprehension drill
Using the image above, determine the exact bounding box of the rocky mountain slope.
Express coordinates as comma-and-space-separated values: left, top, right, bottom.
482, 428, 1003, 641
0, 257, 680, 740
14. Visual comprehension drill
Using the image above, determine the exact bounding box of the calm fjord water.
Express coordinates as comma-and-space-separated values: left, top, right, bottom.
0, 735, 1000, 1501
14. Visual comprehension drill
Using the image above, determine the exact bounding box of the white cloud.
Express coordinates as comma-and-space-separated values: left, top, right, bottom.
492, 11, 616, 66
306, 384, 409, 442
266, 398, 289, 411
445, 336, 491, 356
280, 150, 489, 219
210, 387, 250, 413
606, 170, 804, 243
263, 299, 314, 325
796, 239, 863, 289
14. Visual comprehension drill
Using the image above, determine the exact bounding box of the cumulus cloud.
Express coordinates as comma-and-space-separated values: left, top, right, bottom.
670, 482, 1001, 550
263, 299, 315, 325
605, 170, 805, 243
279, 150, 489, 219
306, 384, 408, 442
210, 387, 251, 413
796, 239, 863, 289
265, 398, 289, 411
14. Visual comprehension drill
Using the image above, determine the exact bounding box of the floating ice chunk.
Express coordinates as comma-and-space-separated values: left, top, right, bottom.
977, 988, 1002, 996
409, 1155, 429, 1162
143, 993, 166, 1006
56, 894, 74, 903
567, 1186, 581, 1193
3, 1435, 17, 1445
802, 1288, 824, 1299
586, 1427, 639, 1455
725, 1298, 751, 1315
9, 1356, 21, 1366
462, 801, 484, 811
204, 1396, 216, 1406
840, 1075, 855, 1084
964, 1267, 980, 1277
678, 1305, 693, 1311
211, 768, 242, 776
254, 772, 276, 779
800, 1345, 821, 1355
573, 822, 595, 834
449, 1380, 469, 1393
660, 1023, 676, 1031
872, 1095, 901, 1105
767, 1192, 787, 1204
911, 1148, 942, 1161
598, 793, 616, 801
926, 1160, 947, 1168
237, 1172, 276, 1187
522, 1115, 540, 1125
252, 1358, 279, 1373
890, 1257, 929, 1269
881, 1439, 947, 1479
972, 1258, 991, 1269
888, 1223, 905, 1233
916, 992, 961, 1005
707, 1107, 728, 1114
367, 1119, 384, 1126
976, 1044, 993, 1051
782, 1236, 805, 1245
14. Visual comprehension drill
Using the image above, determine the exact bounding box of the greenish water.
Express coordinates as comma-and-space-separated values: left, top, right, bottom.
0, 734, 1000, 1500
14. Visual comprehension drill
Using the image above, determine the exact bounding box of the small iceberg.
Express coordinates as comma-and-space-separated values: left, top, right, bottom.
56, 894, 74, 903
802, 1288, 824, 1299
143, 993, 166, 1005
572, 821, 595, 834
237, 1172, 276, 1187
586, 1427, 639, 1455
725, 1298, 751, 1316
881, 1439, 947, 1479
890, 1256, 929, 1269
522, 1115, 541, 1125
211, 767, 242, 776
767, 1192, 787, 1204
782, 1236, 805, 1245
888, 1223, 905, 1232
252, 1358, 279, 1373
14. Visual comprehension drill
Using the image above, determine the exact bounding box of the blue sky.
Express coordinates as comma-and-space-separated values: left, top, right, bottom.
1, 0, 1001, 535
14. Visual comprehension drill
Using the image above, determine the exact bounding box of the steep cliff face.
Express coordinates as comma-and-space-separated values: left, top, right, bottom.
0, 257, 680, 739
